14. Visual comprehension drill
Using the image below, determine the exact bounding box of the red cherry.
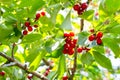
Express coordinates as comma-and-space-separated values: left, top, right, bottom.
88, 35, 95, 41
44, 71, 49, 76
96, 38, 102, 45
27, 75, 33, 79
62, 49, 68, 54
81, 3, 88, 10
35, 13, 41, 20
77, 47, 82, 53
68, 48, 74, 55
0, 71, 5, 76
97, 32, 103, 38
70, 41, 75, 48
27, 26, 33, 31
62, 76, 68, 80
89, 29, 94, 33
64, 43, 70, 49
69, 32, 75, 37
25, 21, 30, 27
64, 33, 70, 37
73, 39, 77, 44
23, 30, 28, 35
65, 38, 71, 43
77, 8, 84, 15
73, 4, 80, 11
41, 11, 46, 16
34, 24, 38, 28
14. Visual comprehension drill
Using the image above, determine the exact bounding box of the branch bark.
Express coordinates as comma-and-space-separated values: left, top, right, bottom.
0, 52, 48, 80
69, 18, 84, 80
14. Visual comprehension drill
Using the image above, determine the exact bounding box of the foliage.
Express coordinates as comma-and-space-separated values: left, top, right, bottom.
0, 0, 120, 80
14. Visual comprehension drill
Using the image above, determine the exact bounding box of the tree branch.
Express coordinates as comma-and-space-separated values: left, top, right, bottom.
42, 58, 53, 69
69, 18, 84, 80
0, 52, 48, 80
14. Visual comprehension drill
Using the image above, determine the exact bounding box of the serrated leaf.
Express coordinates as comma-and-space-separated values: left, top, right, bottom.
22, 34, 42, 43
59, 11, 72, 30
102, 37, 120, 57
81, 52, 94, 65
78, 32, 89, 45
93, 51, 112, 70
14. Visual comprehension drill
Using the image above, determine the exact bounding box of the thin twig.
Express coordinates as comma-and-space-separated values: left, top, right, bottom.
80, 19, 84, 32
42, 58, 53, 69
0, 52, 48, 80
11, 43, 16, 59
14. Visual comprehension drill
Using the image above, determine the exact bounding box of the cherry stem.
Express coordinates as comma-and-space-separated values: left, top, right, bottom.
42, 58, 53, 69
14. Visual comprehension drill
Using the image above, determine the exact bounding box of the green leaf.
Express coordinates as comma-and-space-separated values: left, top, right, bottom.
78, 32, 89, 45
93, 46, 105, 54
102, 0, 120, 14
57, 54, 66, 79
92, 51, 112, 70
80, 10, 94, 21
46, 46, 63, 58
29, 51, 46, 71
22, 34, 42, 43
59, 11, 72, 30
5, 15, 17, 25
102, 37, 120, 57
81, 52, 94, 65
0, 24, 13, 41
107, 25, 120, 34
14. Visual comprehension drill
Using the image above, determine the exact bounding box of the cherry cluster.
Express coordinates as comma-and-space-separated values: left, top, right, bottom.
22, 11, 46, 35
77, 46, 90, 53
73, 3, 88, 15
62, 32, 77, 55
0, 71, 5, 76
88, 29, 103, 45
